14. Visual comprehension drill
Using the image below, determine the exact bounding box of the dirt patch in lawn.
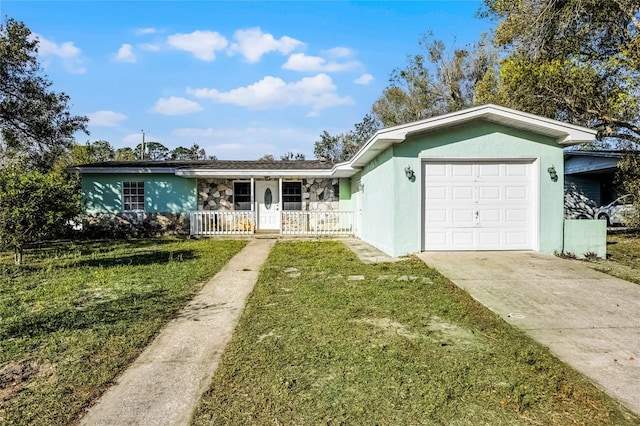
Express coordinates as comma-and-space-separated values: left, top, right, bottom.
0, 359, 53, 402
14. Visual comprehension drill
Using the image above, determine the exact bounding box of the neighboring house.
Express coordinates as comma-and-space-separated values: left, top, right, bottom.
72, 104, 601, 257
564, 150, 627, 219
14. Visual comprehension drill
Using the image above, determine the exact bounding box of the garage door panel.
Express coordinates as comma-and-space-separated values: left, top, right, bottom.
479, 186, 501, 200
424, 161, 535, 251
426, 186, 447, 200
506, 186, 528, 200
452, 186, 474, 201
452, 163, 474, 177
478, 163, 500, 177
452, 209, 474, 224
506, 163, 528, 176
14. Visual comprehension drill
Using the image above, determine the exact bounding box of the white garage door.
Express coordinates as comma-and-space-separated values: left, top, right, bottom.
423, 161, 536, 251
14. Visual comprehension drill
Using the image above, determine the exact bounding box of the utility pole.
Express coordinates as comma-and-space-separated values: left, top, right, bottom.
140, 129, 146, 160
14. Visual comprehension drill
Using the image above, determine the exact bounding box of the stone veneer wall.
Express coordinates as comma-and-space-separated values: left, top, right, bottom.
83, 212, 190, 237
197, 178, 340, 211
198, 179, 234, 211
302, 178, 340, 210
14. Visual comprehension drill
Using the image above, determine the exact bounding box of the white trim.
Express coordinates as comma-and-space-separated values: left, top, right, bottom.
347, 104, 597, 169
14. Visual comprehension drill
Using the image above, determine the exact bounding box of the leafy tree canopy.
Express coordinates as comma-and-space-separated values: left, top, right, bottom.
477, 0, 640, 148
313, 114, 381, 163
135, 141, 169, 160
372, 32, 497, 126
258, 154, 275, 162
281, 152, 306, 161
170, 143, 208, 160
0, 164, 81, 264
114, 147, 136, 161
0, 18, 89, 172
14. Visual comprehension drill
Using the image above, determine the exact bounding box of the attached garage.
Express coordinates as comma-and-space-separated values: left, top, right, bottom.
345, 104, 598, 257
423, 160, 537, 251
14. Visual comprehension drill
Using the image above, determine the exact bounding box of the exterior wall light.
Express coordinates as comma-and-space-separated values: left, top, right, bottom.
405, 166, 416, 182
547, 165, 558, 182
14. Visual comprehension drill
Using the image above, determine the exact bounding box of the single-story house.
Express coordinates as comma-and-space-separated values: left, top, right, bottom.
564, 150, 629, 211
72, 104, 606, 257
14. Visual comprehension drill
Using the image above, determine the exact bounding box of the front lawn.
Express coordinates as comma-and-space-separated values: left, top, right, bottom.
192, 241, 637, 425
590, 231, 640, 285
0, 238, 247, 425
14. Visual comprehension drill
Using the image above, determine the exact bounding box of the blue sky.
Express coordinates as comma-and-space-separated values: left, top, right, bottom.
2, 1, 491, 160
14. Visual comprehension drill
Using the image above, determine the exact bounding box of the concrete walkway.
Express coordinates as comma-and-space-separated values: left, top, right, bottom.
341, 237, 402, 263
80, 238, 276, 425
417, 251, 640, 416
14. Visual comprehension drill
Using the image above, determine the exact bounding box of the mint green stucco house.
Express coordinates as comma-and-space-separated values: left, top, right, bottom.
73, 104, 605, 257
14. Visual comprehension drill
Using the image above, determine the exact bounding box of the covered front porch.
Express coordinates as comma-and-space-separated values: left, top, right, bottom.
189, 209, 355, 236
187, 175, 355, 236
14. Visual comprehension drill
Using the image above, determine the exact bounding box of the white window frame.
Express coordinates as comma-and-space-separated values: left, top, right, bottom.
122, 181, 145, 212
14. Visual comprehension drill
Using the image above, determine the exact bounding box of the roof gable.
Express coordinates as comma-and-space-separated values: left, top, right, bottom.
346, 104, 598, 168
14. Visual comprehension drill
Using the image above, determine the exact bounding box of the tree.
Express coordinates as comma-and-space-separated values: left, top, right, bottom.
135, 141, 169, 160
280, 152, 306, 161
617, 152, 640, 227
478, 0, 640, 147
258, 154, 275, 162
1, 18, 89, 172
372, 33, 497, 126
0, 164, 81, 264
170, 143, 207, 160
115, 147, 136, 161
313, 114, 381, 162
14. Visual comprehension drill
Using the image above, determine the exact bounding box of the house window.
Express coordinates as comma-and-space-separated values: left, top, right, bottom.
123, 181, 145, 211
234, 182, 251, 210
283, 181, 302, 210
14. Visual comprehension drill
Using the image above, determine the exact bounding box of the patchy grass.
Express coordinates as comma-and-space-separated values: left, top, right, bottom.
589, 231, 640, 285
0, 237, 247, 425
191, 241, 637, 425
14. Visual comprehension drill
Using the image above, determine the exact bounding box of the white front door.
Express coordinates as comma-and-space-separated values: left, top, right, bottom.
256, 180, 280, 230
423, 161, 536, 251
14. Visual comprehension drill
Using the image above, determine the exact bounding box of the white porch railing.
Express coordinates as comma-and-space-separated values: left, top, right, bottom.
190, 211, 256, 235
281, 211, 354, 236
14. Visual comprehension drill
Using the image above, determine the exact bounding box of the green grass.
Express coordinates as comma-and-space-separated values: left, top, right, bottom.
589, 231, 640, 285
0, 237, 247, 425
192, 240, 637, 425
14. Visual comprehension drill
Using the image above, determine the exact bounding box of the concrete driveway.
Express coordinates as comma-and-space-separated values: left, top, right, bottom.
417, 251, 640, 416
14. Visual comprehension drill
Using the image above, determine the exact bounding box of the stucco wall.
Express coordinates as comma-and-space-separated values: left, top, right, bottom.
82, 173, 197, 214
353, 120, 565, 257
352, 148, 397, 255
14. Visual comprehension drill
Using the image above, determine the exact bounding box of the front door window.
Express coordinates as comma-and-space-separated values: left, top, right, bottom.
264, 188, 272, 209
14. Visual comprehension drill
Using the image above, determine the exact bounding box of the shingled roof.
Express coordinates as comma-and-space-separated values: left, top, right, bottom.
74, 159, 335, 170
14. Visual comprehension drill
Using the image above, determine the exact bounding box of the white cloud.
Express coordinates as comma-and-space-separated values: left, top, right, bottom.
139, 43, 162, 52
167, 30, 228, 61
172, 126, 315, 159
282, 53, 360, 72
187, 73, 353, 115
150, 97, 203, 115
33, 33, 85, 74
115, 43, 136, 63
135, 27, 157, 36
88, 110, 127, 127
324, 47, 355, 58
229, 27, 304, 62
354, 73, 374, 85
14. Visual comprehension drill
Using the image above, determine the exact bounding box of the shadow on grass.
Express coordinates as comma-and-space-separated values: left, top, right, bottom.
0, 288, 178, 340
26, 238, 181, 256
68, 249, 197, 268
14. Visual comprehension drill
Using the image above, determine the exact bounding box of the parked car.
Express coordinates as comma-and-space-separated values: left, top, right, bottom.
595, 195, 636, 226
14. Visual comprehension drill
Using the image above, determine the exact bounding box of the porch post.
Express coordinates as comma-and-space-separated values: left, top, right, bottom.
250, 177, 255, 211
